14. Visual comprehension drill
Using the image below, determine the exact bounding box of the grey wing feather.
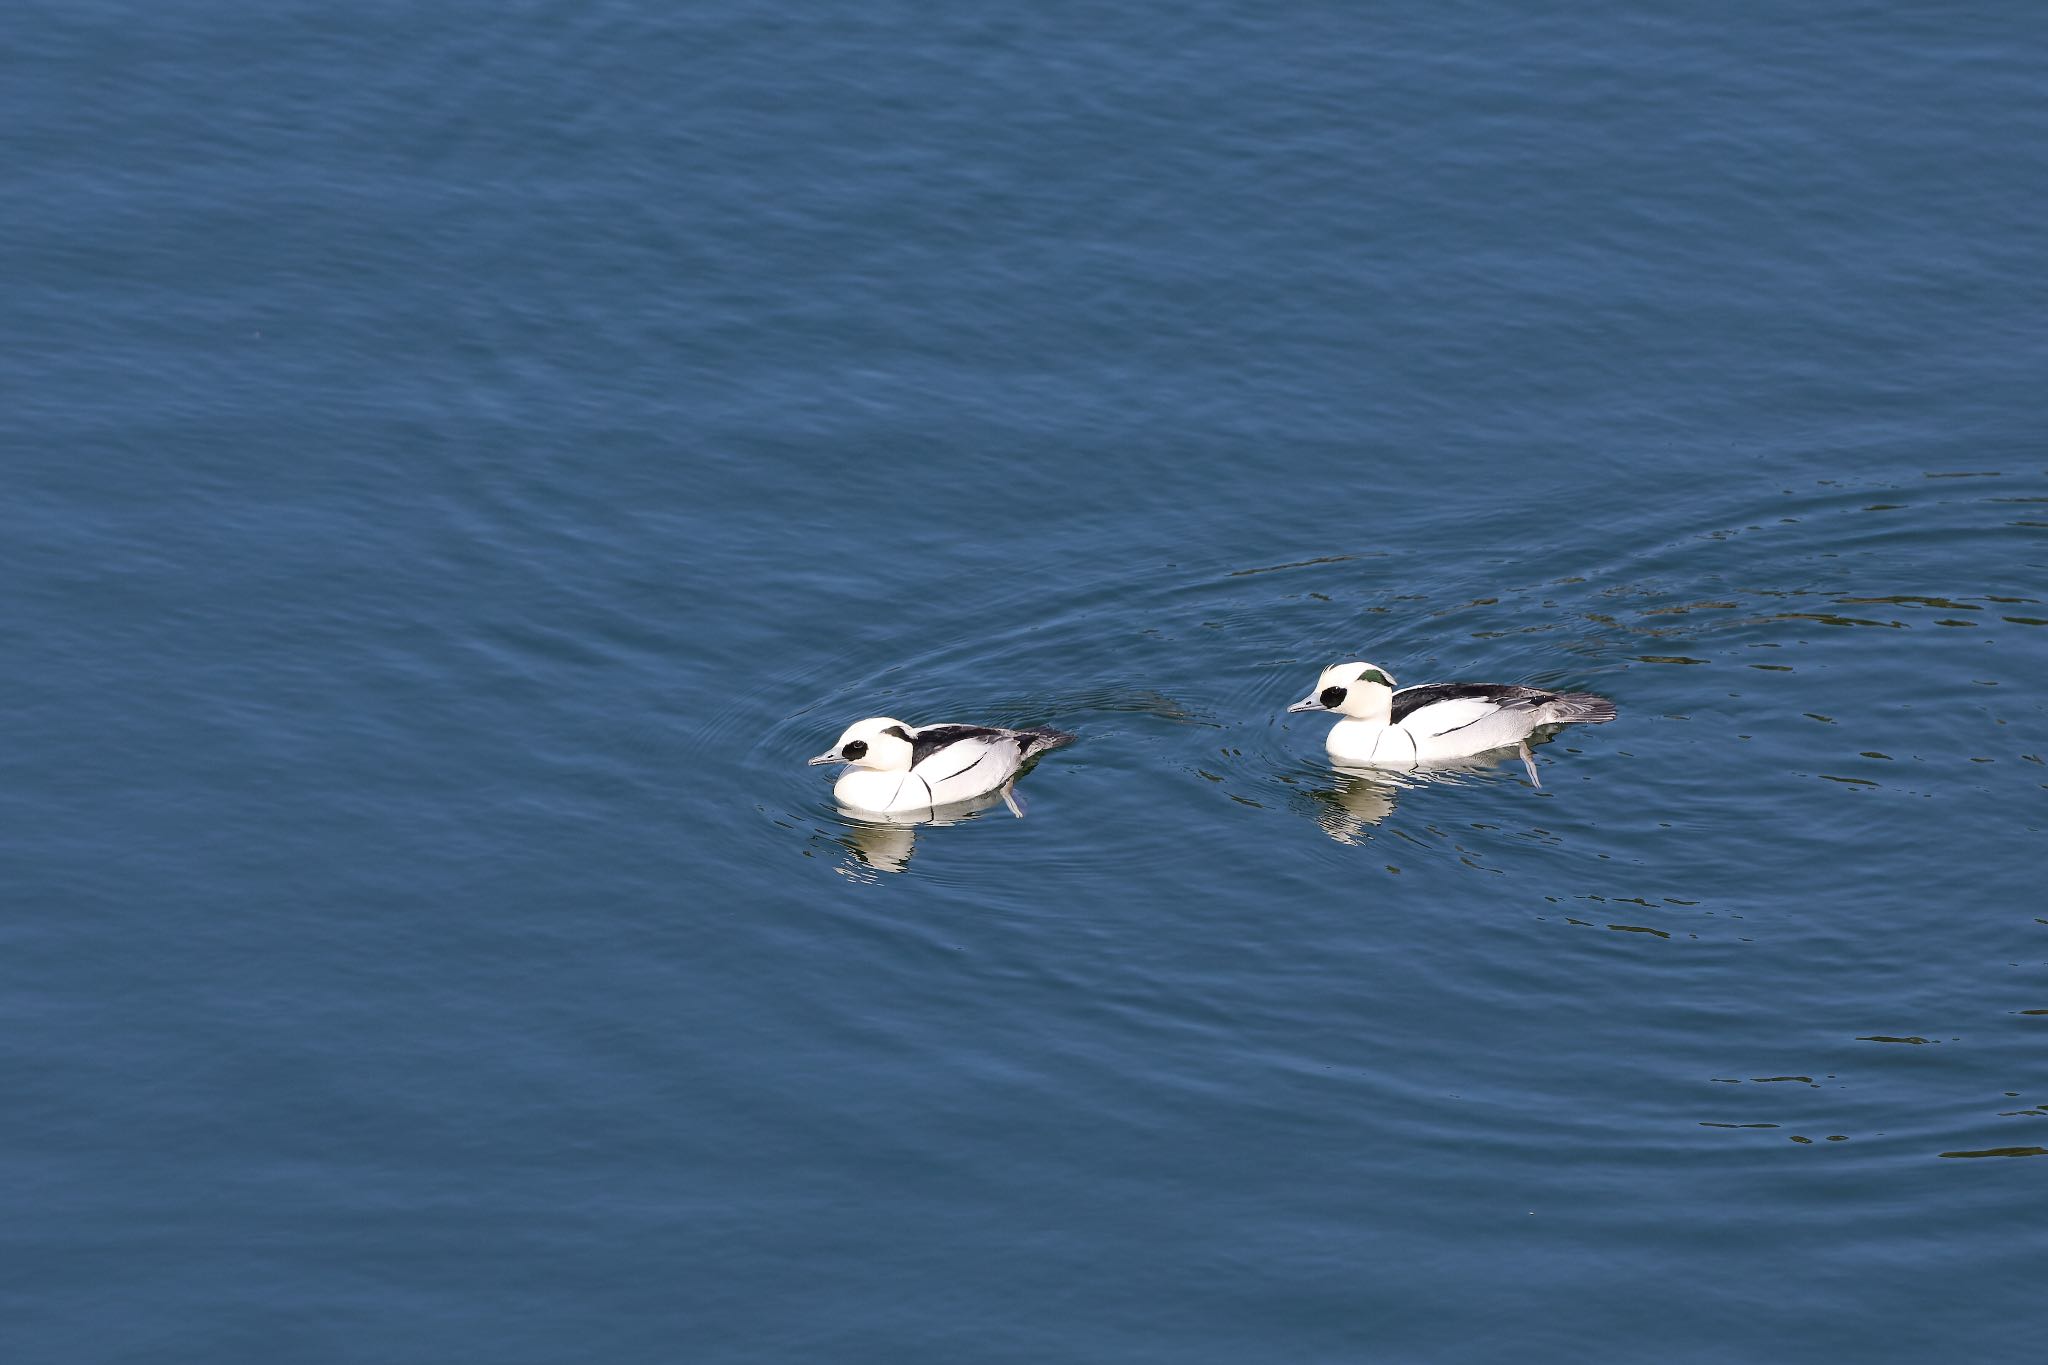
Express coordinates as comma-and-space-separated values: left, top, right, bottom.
1012, 727, 1076, 759
1544, 692, 1616, 724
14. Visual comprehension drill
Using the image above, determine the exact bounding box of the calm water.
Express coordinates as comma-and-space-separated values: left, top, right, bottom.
6, 2, 2046, 1360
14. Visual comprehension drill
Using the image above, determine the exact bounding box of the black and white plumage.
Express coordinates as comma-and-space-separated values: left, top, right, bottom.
807, 716, 1075, 814
1287, 661, 1615, 785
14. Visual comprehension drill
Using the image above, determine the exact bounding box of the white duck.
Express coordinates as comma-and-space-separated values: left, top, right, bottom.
1287, 661, 1614, 786
808, 717, 1074, 815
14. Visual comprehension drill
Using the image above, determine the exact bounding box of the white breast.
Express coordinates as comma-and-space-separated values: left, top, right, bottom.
1327, 720, 1421, 767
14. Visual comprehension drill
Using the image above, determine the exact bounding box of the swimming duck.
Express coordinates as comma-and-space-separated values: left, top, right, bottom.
808, 717, 1075, 814
1287, 662, 1614, 786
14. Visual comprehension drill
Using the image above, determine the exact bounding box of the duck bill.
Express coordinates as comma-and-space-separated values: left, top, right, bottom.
806, 750, 841, 766
1286, 697, 1325, 714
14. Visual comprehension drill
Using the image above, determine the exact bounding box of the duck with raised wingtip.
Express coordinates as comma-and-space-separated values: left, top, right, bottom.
1287, 661, 1615, 786
808, 717, 1075, 814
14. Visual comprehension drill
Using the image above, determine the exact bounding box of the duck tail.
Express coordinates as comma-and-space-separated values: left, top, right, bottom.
1545, 692, 1616, 725
1016, 727, 1077, 757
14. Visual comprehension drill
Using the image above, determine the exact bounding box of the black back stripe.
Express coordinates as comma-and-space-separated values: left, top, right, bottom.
1390, 683, 1549, 725
908, 724, 1007, 767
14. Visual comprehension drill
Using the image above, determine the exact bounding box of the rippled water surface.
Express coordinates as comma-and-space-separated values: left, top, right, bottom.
6, 2, 2047, 1360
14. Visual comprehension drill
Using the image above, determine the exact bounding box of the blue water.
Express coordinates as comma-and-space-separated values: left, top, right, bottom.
6, 3, 2047, 1360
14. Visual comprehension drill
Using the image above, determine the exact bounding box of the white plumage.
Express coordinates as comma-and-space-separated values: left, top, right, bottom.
808, 716, 1074, 814
1287, 661, 1615, 785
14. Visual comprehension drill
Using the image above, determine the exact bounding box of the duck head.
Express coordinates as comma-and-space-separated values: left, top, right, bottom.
808, 717, 916, 771
1287, 662, 1397, 722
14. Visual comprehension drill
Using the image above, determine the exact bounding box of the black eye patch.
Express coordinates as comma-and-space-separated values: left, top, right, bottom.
842, 740, 869, 760
1319, 686, 1347, 708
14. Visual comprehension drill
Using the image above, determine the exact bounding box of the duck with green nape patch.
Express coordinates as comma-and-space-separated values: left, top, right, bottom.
1286, 661, 1615, 786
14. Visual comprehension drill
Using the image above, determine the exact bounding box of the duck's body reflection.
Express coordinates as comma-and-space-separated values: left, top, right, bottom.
1306, 747, 1525, 845
835, 786, 1014, 874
